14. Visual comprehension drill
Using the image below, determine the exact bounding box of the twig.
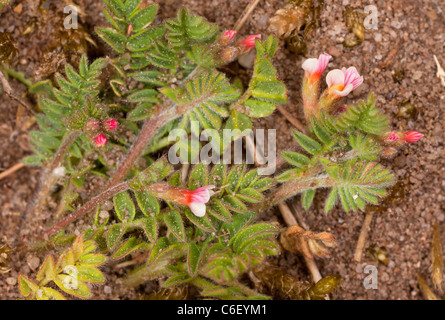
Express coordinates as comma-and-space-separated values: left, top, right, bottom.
353, 212, 374, 263
0, 162, 25, 181
233, 0, 262, 32
0, 69, 35, 115
276, 105, 305, 132
433, 55, 445, 87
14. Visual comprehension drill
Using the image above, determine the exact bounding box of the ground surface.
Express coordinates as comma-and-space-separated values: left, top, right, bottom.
0, 0, 444, 300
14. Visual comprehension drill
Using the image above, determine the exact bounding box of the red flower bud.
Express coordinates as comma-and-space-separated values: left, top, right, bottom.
238, 34, 261, 53
104, 119, 119, 131
94, 134, 107, 147
401, 131, 424, 143
382, 132, 400, 144
219, 30, 237, 46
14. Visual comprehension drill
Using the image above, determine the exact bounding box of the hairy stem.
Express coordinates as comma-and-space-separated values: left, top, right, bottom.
251, 174, 332, 212
105, 109, 170, 188
38, 180, 130, 240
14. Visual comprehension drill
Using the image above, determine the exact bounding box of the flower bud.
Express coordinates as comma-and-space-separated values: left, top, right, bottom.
219, 30, 237, 46
220, 46, 239, 63
94, 134, 107, 147
237, 34, 261, 54
401, 131, 424, 143
104, 119, 119, 131
382, 132, 400, 144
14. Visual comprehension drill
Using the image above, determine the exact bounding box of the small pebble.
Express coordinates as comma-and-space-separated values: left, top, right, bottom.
6, 277, 17, 286
27, 256, 40, 271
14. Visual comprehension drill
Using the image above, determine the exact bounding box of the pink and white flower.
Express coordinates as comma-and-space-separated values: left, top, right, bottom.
326, 67, 364, 97
238, 34, 261, 53
401, 131, 424, 143
94, 134, 107, 147
179, 185, 216, 217
302, 53, 332, 83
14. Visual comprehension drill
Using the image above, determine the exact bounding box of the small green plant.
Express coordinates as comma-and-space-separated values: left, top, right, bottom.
14, 0, 422, 300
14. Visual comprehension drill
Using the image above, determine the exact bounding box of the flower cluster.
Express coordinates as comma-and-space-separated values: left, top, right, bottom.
301, 53, 364, 119
85, 118, 119, 148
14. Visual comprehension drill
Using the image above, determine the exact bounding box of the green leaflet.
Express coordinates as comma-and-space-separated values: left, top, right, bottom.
113, 191, 136, 222
320, 159, 395, 213
165, 8, 219, 50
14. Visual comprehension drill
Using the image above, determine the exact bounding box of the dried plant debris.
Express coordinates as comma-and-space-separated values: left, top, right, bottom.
433, 55, 445, 87
32, 1, 93, 80
392, 67, 406, 84
0, 32, 18, 64
250, 263, 341, 300
367, 244, 388, 265
0, 242, 13, 274
280, 225, 337, 259
343, 6, 366, 47
417, 224, 444, 300
367, 180, 406, 213
139, 287, 190, 300
397, 100, 417, 120
268, 0, 324, 55
431, 224, 443, 293
418, 274, 439, 300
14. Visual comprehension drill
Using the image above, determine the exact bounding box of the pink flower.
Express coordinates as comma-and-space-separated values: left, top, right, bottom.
94, 134, 107, 147
220, 30, 237, 45
86, 119, 100, 132
326, 67, 364, 97
238, 34, 261, 53
401, 131, 424, 143
179, 185, 215, 217
302, 53, 332, 83
104, 119, 119, 131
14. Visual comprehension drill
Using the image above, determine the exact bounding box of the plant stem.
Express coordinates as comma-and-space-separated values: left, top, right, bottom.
38, 180, 130, 240
251, 175, 331, 212
0, 69, 35, 115
105, 109, 170, 189
1, 63, 33, 87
